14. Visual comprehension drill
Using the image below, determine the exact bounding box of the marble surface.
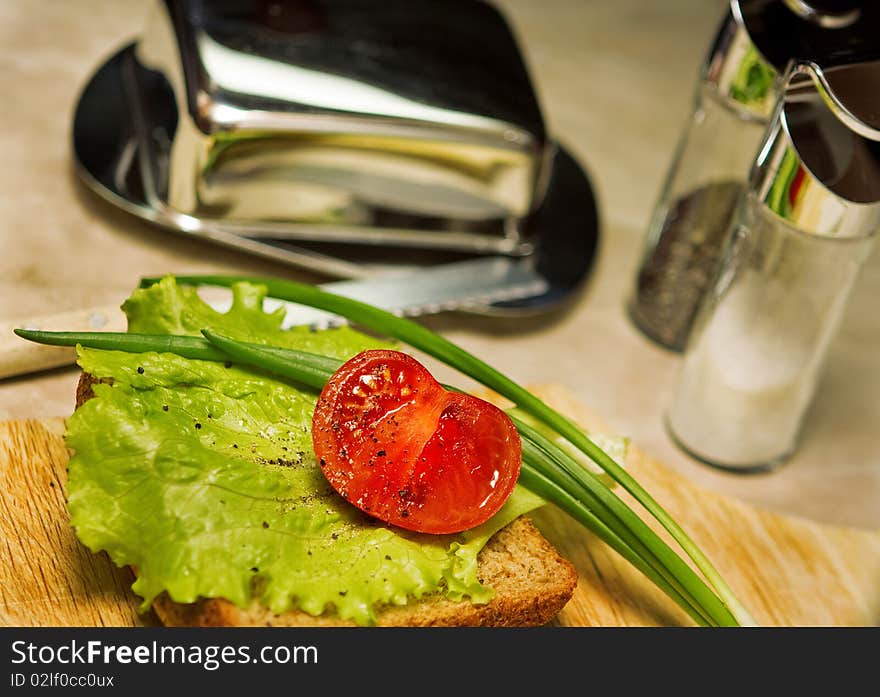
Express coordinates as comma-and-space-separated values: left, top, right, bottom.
1, 0, 877, 528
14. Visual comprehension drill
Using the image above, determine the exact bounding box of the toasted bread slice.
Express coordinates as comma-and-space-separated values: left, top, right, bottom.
75, 373, 577, 626
153, 516, 575, 627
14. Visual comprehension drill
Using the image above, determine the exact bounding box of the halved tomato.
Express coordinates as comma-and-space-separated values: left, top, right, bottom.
311, 350, 521, 534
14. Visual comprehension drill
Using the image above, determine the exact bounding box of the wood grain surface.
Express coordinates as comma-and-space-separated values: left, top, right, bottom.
0, 417, 159, 627
1, 385, 878, 627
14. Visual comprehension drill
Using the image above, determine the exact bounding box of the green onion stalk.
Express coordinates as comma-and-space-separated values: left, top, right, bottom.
15, 280, 755, 627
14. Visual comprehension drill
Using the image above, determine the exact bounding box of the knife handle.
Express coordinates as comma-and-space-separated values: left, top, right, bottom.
0, 305, 126, 379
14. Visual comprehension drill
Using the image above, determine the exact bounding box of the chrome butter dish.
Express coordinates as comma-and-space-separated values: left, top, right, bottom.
73, 0, 600, 314
124, 0, 549, 255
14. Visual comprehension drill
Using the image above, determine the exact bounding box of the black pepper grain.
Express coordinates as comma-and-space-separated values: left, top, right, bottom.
137, 366, 144, 374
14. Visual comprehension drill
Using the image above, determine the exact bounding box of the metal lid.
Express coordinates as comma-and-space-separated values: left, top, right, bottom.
750, 59, 880, 238
703, 0, 880, 120
739, 0, 879, 69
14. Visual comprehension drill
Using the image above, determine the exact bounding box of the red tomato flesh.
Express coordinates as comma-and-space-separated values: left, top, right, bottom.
311, 349, 521, 534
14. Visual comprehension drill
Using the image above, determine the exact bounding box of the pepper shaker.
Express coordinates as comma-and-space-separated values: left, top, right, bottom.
629, 0, 878, 352
667, 59, 880, 471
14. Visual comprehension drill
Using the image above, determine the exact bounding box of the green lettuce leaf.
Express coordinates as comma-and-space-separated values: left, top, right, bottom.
66, 277, 544, 625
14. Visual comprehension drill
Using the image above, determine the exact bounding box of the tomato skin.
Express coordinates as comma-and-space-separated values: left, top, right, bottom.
311, 350, 521, 534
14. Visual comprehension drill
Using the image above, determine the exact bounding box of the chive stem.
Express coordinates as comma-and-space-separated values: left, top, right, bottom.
200, 330, 337, 391
517, 462, 713, 627
13, 329, 227, 362
516, 420, 735, 626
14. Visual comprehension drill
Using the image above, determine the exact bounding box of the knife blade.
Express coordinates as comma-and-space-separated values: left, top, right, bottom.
0, 257, 547, 379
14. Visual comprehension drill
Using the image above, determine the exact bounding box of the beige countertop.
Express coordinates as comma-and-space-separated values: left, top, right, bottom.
1, 0, 878, 529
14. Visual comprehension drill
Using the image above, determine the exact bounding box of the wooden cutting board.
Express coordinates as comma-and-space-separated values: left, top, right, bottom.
2, 384, 878, 627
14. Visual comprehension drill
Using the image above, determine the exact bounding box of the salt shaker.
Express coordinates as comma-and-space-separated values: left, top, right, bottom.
667, 60, 880, 471
629, 0, 878, 352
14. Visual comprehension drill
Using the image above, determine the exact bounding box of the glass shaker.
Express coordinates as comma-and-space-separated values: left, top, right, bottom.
667, 60, 880, 471
629, 0, 874, 352
628, 3, 777, 351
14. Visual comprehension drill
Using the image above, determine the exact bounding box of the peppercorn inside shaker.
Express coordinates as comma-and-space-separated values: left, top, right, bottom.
629, 5, 777, 352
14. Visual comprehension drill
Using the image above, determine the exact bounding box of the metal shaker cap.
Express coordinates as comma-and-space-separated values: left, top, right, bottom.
703, 0, 880, 120
750, 59, 880, 238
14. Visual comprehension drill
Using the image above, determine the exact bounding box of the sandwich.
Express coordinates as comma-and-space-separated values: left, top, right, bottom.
20, 273, 752, 628
66, 277, 581, 626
